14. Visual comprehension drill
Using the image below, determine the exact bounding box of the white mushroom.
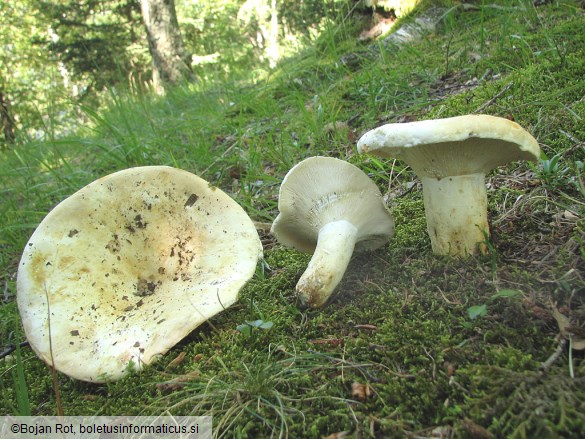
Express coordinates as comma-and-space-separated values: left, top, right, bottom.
357, 115, 541, 256
17, 166, 262, 382
271, 157, 394, 308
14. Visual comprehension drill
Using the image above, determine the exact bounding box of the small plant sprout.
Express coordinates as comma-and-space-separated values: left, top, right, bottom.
271, 156, 394, 308
533, 152, 570, 187
467, 289, 524, 320
236, 319, 274, 337
255, 259, 271, 281
358, 115, 541, 256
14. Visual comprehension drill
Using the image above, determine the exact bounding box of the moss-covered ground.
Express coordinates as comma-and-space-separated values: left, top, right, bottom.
1, 1, 585, 437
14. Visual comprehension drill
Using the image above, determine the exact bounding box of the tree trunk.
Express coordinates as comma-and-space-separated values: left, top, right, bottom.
0, 91, 16, 146
140, 0, 193, 94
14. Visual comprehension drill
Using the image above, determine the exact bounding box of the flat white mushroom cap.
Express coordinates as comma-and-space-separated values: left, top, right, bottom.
17, 166, 262, 382
357, 114, 541, 177
271, 156, 394, 253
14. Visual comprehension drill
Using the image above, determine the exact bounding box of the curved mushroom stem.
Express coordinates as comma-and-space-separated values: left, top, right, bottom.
421, 174, 489, 256
296, 220, 359, 308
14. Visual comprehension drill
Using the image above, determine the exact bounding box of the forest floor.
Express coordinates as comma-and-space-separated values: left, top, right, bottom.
1, 0, 585, 437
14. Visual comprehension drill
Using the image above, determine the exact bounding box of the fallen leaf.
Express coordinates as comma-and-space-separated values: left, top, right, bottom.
351, 382, 372, 401
462, 418, 493, 439
166, 351, 186, 369
552, 304, 572, 336
156, 382, 183, 394
156, 370, 201, 394
551, 303, 585, 350
444, 361, 456, 377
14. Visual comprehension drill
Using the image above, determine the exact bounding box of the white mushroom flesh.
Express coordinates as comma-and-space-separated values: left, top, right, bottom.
296, 220, 358, 308
422, 174, 488, 255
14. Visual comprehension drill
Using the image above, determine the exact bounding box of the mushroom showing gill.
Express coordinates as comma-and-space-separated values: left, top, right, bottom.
357, 114, 541, 256
271, 156, 394, 308
17, 166, 263, 382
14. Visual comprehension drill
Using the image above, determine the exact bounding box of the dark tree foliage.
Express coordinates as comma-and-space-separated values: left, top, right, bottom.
35, 0, 148, 92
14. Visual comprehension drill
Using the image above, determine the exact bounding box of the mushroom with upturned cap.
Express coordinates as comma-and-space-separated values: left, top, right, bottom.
271, 156, 394, 307
17, 166, 263, 382
357, 114, 541, 256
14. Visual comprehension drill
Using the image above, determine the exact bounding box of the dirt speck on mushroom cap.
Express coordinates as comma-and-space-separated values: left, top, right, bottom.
17, 166, 262, 382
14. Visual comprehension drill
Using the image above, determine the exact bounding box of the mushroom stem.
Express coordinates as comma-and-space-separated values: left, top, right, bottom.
421, 174, 488, 256
296, 220, 359, 307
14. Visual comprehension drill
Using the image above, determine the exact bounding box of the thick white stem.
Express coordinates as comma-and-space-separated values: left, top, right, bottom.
296, 220, 359, 308
422, 174, 488, 256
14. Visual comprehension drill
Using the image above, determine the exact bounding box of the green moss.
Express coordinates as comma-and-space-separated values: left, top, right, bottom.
459, 364, 585, 438
390, 195, 428, 250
